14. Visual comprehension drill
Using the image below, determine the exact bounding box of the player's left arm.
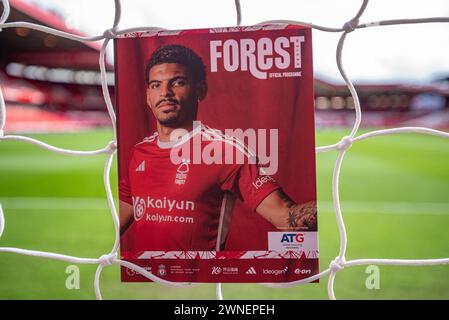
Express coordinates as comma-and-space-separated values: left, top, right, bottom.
119, 200, 134, 235
255, 189, 317, 231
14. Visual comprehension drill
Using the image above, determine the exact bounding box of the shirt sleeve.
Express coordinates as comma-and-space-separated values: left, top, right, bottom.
220, 160, 280, 212
119, 149, 135, 205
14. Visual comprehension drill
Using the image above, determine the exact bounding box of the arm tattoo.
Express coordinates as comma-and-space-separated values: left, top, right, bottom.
287, 210, 299, 228
279, 190, 303, 229
278, 190, 317, 230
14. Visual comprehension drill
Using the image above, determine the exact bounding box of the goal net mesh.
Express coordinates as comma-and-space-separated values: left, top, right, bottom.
0, 0, 448, 300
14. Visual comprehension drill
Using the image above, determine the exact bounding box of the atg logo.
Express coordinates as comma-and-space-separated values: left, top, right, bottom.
210, 36, 305, 79
280, 233, 305, 243
268, 231, 317, 251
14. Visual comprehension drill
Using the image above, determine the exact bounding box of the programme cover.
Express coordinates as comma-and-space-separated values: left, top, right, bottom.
115, 24, 318, 283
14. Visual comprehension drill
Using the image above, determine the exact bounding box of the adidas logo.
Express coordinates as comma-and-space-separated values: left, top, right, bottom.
136, 161, 145, 172
245, 267, 257, 275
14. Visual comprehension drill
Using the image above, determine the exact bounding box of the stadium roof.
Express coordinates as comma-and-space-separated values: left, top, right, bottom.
0, 0, 110, 70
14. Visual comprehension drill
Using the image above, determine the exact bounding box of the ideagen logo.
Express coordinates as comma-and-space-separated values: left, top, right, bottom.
252, 175, 276, 190
280, 233, 305, 243
263, 266, 288, 276
210, 36, 305, 79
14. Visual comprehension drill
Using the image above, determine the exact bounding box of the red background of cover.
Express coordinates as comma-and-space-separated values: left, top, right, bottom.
115, 25, 316, 252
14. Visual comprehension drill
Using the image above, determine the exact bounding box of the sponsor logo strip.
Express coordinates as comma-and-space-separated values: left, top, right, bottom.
120, 258, 319, 283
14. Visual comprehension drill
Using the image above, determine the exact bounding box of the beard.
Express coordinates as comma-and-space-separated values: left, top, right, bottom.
158, 113, 180, 125
159, 116, 178, 126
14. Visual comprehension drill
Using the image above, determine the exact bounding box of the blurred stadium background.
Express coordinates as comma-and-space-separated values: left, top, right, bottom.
0, 0, 448, 299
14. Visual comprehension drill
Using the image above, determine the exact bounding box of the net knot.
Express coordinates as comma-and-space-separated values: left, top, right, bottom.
106, 140, 117, 154
98, 253, 116, 267
103, 28, 117, 40
329, 258, 345, 272
343, 19, 359, 33
336, 136, 353, 151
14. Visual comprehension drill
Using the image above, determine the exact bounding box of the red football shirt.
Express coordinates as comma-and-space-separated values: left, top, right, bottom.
119, 124, 280, 253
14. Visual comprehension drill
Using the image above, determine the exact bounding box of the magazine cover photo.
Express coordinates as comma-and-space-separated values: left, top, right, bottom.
115, 24, 318, 283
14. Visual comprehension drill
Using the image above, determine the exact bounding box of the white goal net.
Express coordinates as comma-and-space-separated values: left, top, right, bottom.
0, 0, 448, 300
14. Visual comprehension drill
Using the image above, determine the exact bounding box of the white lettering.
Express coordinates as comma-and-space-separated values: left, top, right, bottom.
167, 199, 176, 212
274, 37, 290, 69
174, 304, 208, 318
290, 36, 304, 68
256, 129, 278, 175
365, 265, 381, 289
210, 36, 304, 79
257, 37, 273, 70
223, 39, 239, 71
186, 201, 195, 211
145, 196, 195, 211
252, 175, 276, 190
65, 265, 80, 290
210, 40, 222, 72
168, 121, 279, 175
202, 139, 223, 165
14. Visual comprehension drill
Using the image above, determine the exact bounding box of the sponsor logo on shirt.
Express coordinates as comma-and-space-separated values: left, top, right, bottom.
132, 196, 196, 221
132, 196, 146, 221
133, 196, 195, 212
146, 213, 194, 224
252, 175, 276, 190
135, 160, 145, 172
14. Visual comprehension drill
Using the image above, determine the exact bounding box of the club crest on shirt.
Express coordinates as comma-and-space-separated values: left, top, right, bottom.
175, 159, 190, 185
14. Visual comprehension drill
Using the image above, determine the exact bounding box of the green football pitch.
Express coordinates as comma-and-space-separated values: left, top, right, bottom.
0, 128, 448, 299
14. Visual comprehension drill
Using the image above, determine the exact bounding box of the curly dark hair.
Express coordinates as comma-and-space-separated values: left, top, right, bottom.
145, 44, 206, 84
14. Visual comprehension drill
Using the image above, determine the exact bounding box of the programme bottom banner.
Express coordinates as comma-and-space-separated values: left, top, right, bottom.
121, 256, 319, 283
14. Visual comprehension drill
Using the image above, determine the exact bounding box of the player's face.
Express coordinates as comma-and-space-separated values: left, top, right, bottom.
146, 63, 202, 127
